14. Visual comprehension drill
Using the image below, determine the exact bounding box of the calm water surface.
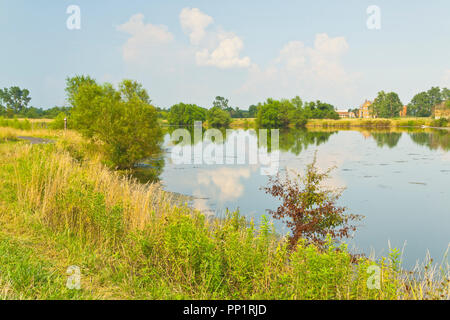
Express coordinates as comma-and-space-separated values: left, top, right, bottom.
150, 128, 450, 267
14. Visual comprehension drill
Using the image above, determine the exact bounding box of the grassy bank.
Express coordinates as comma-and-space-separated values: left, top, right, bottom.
227, 117, 447, 130
0, 127, 448, 299
0, 117, 51, 131
306, 118, 449, 129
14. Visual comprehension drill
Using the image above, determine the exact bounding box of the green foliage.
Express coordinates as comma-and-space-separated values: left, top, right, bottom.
370, 91, 403, 118
0, 85, 71, 119
408, 87, 448, 117
48, 112, 68, 130
212, 96, 230, 110
0, 86, 32, 117
65, 75, 97, 109
167, 103, 207, 125
430, 117, 448, 127
207, 106, 232, 128
303, 100, 339, 120
0, 142, 447, 299
263, 153, 363, 246
256, 97, 309, 129
0, 117, 32, 130
0, 234, 86, 299
67, 76, 162, 169
248, 105, 258, 117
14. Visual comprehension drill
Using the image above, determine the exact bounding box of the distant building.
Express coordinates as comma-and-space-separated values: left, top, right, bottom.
399, 105, 408, 117
337, 110, 356, 118
434, 102, 450, 119
358, 100, 373, 118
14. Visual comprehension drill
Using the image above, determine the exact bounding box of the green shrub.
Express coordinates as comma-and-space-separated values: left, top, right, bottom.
207, 106, 231, 128
66, 76, 163, 169
0, 117, 31, 130
168, 103, 207, 126
48, 112, 67, 130
430, 118, 448, 127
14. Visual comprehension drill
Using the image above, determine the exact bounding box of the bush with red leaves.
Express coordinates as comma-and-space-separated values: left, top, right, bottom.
263, 153, 363, 247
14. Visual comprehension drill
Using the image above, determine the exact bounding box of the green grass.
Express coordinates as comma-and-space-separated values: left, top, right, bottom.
306, 117, 449, 128
0, 128, 448, 300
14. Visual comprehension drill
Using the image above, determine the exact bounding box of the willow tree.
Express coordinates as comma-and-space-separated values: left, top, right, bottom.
66, 76, 162, 169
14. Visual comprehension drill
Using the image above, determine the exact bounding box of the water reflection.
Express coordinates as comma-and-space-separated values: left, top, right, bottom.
165, 126, 450, 153
409, 130, 450, 151
141, 127, 450, 182
146, 127, 450, 267
371, 132, 402, 148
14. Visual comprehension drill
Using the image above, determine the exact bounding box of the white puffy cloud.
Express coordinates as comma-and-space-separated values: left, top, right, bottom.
196, 34, 251, 69
179, 8, 213, 45
117, 13, 174, 62
118, 10, 251, 71
277, 34, 350, 82
179, 8, 251, 69
237, 33, 358, 105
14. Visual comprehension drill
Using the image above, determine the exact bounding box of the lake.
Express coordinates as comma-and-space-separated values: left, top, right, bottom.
148, 127, 450, 268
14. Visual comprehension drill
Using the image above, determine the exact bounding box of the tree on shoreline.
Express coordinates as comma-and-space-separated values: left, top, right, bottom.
66, 76, 162, 169
167, 103, 207, 126
407, 87, 448, 117
370, 91, 403, 118
263, 153, 362, 247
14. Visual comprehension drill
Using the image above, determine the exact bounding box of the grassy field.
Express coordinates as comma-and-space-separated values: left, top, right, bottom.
306, 117, 449, 128
0, 126, 448, 300
230, 118, 256, 128
231, 117, 447, 130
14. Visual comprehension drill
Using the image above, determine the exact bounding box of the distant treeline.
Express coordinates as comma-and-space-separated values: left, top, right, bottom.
0, 86, 70, 119
2, 83, 449, 129
163, 96, 339, 128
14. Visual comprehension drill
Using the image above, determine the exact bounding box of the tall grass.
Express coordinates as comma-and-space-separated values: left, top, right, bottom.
0, 128, 448, 299
306, 118, 444, 128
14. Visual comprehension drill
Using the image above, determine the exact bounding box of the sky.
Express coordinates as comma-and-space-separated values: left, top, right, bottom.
0, 0, 449, 110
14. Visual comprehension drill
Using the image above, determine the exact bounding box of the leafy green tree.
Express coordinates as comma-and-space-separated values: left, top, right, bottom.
67, 76, 162, 169
42, 106, 72, 119
65, 75, 97, 109
256, 97, 308, 128
408, 92, 431, 117
212, 96, 229, 110
442, 88, 450, 101
168, 103, 207, 125
407, 87, 448, 117
48, 112, 68, 130
0, 102, 5, 117
248, 105, 258, 118
303, 100, 339, 119
0, 86, 32, 117
370, 91, 403, 118
207, 106, 231, 128
427, 87, 443, 107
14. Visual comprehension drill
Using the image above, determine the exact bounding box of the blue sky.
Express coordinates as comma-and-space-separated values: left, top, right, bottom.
1, 0, 449, 110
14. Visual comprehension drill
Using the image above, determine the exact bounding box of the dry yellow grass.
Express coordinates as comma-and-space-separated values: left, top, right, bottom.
230, 118, 256, 128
